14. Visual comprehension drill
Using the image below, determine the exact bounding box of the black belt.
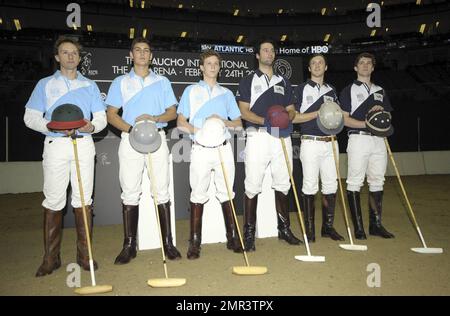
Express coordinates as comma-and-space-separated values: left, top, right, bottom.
193, 140, 228, 148
348, 130, 372, 136
301, 135, 334, 142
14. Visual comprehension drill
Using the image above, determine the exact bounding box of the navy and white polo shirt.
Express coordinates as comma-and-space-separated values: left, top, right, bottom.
236, 69, 294, 128
295, 79, 340, 136
340, 80, 393, 134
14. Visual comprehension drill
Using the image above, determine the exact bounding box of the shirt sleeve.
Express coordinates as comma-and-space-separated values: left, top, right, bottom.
105, 77, 123, 109
284, 78, 295, 106
177, 86, 191, 118
23, 108, 49, 134
226, 90, 241, 120
294, 85, 303, 111
162, 78, 178, 109
339, 86, 352, 113
90, 81, 106, 112
25, 79, 46, 112
236, 76, 251, 103
382, 89, 393, 112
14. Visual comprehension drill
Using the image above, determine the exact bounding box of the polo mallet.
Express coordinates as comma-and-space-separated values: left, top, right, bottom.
217, 146, 268, 275
384, 138, 443, 254
330, 136, 367, 251
280, 138, 325, 262
146, 152, 187, 287
71, 134, 113, 295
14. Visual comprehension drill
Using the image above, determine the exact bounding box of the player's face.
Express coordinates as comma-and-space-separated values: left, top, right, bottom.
354, 57, 374, 77
200, 55, 220, 80
130, 42, 152, 67
257, 43, 275, 67
55, 42, 80, 71
308, 56, 327, 78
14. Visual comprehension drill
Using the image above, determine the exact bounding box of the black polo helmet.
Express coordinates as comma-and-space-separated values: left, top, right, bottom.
47, 104, 86, 130
365, 110, 394, 137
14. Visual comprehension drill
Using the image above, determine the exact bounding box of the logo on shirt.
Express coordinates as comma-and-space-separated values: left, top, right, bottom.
274, 85, 285, 95
323, 95, 334, 103
49, 87, 62, 98
306, 96, 314, 104
254, 85, 263, 94
274, 59, 292, 79
373, 92, 384, 102
357, 93, 365, 103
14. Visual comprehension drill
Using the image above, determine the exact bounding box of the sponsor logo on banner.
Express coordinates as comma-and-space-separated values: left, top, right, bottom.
81, 52, 98, 76
274, 59, 292, 79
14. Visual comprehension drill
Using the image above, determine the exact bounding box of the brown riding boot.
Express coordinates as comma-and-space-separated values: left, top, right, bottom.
114, 204, 139, 264
158, 202, 181, 260
35, 208, 63, 277
243, 194, 257, 251
74, 206, 98, 271
187, 202, 203, 259
221, 200, 243, 253
275, 191, 302, 245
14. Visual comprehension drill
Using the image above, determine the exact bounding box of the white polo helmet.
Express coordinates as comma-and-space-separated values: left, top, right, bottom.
195, 117, 226, 147
316, 101, 344, 135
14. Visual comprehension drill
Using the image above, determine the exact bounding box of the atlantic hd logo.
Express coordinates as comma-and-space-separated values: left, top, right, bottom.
274, 59, 292, 79
80, 52, 98, 76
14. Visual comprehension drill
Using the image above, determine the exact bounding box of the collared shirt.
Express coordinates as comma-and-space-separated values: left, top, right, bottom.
105, 69, 177, 128
295, 79, 340, 136
236, 69, 294, 128
25, 70, 105, 137
340, 80, 393, 133
177, 80, 241, 140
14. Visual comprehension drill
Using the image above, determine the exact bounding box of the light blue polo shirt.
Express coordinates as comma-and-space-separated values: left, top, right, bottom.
177, 80, 241, 140
105, 69, 177, 128
25, 70, 105, 137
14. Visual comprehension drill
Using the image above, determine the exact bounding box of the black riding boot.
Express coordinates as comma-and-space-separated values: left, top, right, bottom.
275, 191, 301, 245
347, 191, 367, 240
243, 195, 257, 252
114, 204, 139, 264
321, 194, 345, 241
221, 200, 243, 253
302, 193, 316, 242
369, 191, 395, 238
158, 202, 182, 260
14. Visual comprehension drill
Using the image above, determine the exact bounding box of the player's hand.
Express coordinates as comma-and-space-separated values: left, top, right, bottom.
369, 105, 384, 113
57, 129, 76, 136
208, 114, 224, 121
135, 114, 156, 122
77, 119, 95, 133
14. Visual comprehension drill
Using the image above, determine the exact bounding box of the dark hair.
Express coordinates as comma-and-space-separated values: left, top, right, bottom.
308, 53, 327, 66
354, 52, 376, 67
54, 36, 82, 55
199, 49, 222, 65
130, 37, 152, 51
255, 38, 277, 56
